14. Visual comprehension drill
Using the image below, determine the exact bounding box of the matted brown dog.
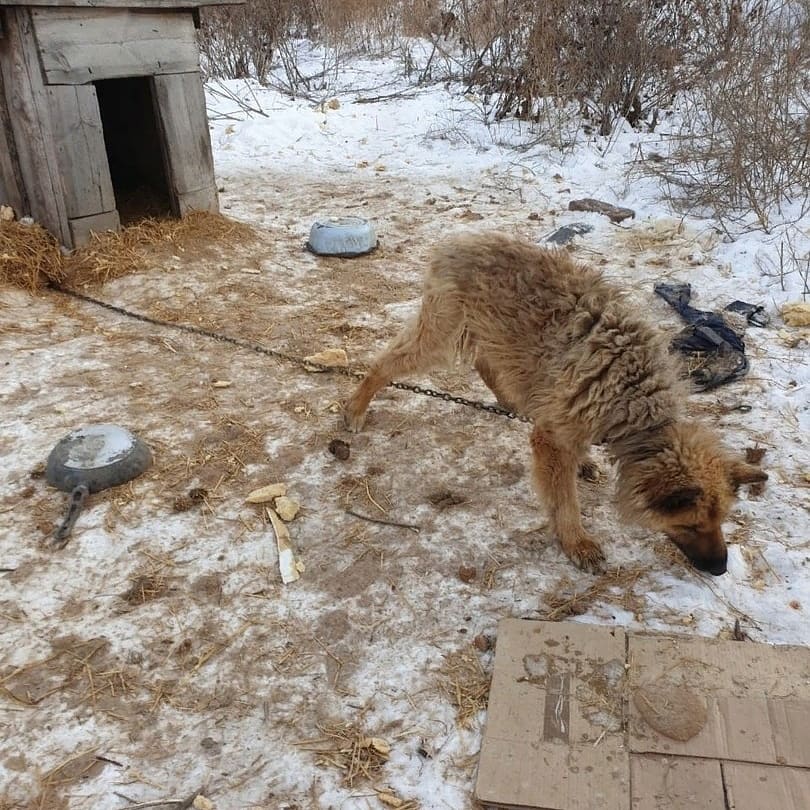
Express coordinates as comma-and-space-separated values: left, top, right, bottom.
344, 231, 766, 575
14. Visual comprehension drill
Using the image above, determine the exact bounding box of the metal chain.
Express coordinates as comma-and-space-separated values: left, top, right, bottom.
53, 286, 531, 423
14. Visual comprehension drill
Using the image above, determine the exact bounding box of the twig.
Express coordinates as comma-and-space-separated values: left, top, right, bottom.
115, 789, 201, 809
354, 90, 424, 105
345, 509, 420, 533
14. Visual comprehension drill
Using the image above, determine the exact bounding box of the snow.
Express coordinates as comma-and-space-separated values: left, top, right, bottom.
1, 44, 809, 810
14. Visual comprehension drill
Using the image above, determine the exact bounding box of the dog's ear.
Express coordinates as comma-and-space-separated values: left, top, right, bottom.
650, 486, 703, 514
728, 461, 768, 490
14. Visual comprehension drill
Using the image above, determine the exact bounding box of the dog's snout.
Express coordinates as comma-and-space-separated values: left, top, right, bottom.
693, 554, 728, 576
705, 559, 727, 576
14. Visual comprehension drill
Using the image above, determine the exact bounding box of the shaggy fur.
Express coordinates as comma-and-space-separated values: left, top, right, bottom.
344, 231, 767, 574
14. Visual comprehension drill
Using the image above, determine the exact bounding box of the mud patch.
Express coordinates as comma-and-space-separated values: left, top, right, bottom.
634, 681, 708, 741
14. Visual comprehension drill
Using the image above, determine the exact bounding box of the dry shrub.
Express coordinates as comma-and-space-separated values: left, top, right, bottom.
455, 0, 703, 134
642, 0, 810, 231
199, 0, 400, 86
198, 0, 315, 83
0, 212, 254, 291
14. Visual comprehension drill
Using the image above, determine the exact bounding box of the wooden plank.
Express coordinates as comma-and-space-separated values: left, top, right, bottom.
0, 57, 28, 215
630, 756, 726, 810
723, 762, 810, 810
1, 0, 243, 7
476, 619, 629, 809
47, 84, 115, 218
31, 8, 200, 85
153, 71, 218, 213
0, 7, 71, 244
176, 185, 218, 216
69, 210, 120, 246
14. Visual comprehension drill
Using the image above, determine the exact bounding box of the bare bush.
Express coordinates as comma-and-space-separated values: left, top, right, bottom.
645, 0, 810, 231
450, 0, 704, 134
199, 0, 408, 88
198, 0, 317, 84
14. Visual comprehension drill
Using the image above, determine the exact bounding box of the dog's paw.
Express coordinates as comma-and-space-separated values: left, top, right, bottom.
342, 404, 367, 433
566, 535, 606, 573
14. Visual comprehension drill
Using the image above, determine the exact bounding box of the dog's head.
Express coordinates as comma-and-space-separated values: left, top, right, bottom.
618, 423, 767, 576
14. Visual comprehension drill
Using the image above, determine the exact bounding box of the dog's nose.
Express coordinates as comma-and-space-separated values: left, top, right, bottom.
691, 553, 727, 576
695, 557, 727, 576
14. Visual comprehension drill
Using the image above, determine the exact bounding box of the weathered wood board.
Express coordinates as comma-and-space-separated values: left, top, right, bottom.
153, 71, 218, 214
31, 7, 200, 84
0, 64, 27, 214
0, 7, 70, 242
68, 209, 120, 246
46, 84, 115, 218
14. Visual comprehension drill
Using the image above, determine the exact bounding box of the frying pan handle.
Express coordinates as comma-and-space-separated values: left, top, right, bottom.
50, 484, 90, 550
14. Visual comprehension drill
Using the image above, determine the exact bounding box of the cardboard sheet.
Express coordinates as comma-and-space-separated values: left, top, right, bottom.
476, 620, 810, 810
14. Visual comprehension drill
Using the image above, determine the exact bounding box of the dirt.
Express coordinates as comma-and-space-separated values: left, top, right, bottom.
633, 682, 709, 741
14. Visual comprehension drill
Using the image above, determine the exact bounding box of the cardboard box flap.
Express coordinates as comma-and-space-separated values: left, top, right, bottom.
630, 755, 726, 810
476, 619, 629, 810
627, 634, 810, 767
722, 762, 810, 810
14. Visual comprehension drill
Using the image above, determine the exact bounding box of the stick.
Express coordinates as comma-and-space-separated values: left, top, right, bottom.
345, 509, 420, 533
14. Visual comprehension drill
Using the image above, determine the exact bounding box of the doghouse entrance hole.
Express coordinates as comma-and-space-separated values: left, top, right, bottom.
95, 77, 174, 223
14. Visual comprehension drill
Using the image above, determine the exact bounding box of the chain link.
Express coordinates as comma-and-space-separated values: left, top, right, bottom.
53, 287, 531, 423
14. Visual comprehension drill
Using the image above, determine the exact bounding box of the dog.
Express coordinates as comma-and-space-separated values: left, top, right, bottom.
344, 231, 767, 575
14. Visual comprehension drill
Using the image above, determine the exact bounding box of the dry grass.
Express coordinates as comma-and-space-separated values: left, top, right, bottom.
542, 565, 648, 621
0, 220, 65, 291
29, 749, 104, 810
0, 212, 255, 292
439, 647, 491, 728
298, 722, 393, 788
163, 417, 267, 493
0, 636, 136, 711
122, 572, 170, 606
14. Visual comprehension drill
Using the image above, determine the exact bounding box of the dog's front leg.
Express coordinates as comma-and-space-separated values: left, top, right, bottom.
530, 427, 605, 572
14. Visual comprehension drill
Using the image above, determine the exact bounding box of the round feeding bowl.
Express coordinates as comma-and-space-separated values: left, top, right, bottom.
46, 424, 153, 494
307, 216, 377, 257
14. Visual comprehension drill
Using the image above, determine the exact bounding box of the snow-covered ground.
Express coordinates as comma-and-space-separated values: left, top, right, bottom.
1, 46, 808, 809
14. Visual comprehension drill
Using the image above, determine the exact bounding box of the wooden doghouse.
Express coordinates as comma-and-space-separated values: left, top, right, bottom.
0, 0, 240, 247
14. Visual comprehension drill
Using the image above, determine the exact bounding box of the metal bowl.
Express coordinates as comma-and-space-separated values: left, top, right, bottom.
46, 424, 152, 494
306, 216, 377, 257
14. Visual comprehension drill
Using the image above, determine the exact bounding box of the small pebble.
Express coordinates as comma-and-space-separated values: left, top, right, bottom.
473, 634, 491, 652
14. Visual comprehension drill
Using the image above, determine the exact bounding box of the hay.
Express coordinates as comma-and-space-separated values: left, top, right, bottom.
439, 648, 491, 728
298, 723, 392, 787
542, 565, 648, 621
0, 220, 64, 291
122, 573, 169, 606
0, 212, 255, 292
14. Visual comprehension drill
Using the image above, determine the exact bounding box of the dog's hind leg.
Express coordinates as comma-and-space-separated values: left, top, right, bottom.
344, 290, 463, 432
530, 427, 605, 572
474, 355, 519, 413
